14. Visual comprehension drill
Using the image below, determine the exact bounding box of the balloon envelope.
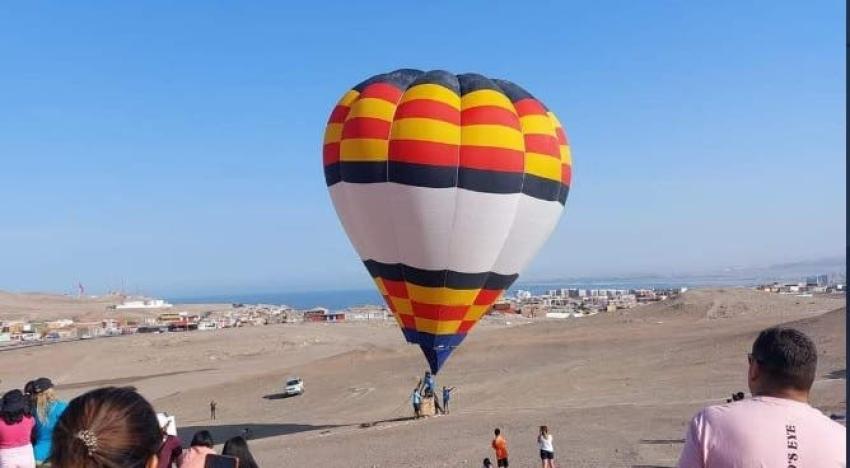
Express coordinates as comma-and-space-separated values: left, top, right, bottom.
323, 69, 571, 373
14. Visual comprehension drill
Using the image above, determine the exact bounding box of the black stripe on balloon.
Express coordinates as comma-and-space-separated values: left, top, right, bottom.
458, 167, 524, 194
413, 70, 460, 94
391, 162, 528, 193
335, 161, 387, 184
521, 174, 562, 203
354, 69, 423, 92
363, 260, 518, 290
482, 273, 518, 291
384, 69, 426, 90
329, 162, 566, 205
324, 163, 342, 186
558, 184, 570, 205
492, 79, 537, 104
364, 260, 404, 281
388, 161, 457, 188
458, 73, 502, 95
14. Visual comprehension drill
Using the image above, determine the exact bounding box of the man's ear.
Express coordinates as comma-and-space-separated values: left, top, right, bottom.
146, 454, 159, 468
748, 359, 760, 383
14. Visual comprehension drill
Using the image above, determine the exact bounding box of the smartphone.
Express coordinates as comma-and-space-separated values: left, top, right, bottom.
204, 454, 239, 468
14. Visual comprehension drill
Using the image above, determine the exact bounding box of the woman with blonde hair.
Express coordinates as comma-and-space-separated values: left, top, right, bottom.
30, 378, 68, 465
537, 425, 555, 468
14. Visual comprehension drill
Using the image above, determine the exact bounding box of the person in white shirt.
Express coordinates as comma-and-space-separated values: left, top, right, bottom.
537, 425, 555, 468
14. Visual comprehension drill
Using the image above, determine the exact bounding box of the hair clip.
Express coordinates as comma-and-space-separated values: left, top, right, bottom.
76, 429, 99, 456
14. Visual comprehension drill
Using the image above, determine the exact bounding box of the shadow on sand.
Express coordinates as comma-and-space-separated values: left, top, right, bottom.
358, 416, 416, 428
638, 439, 684, 445
177, 423, 338, 444
825, 368, 846, 380
262, 393, 300, 400
57, 369, 217, 391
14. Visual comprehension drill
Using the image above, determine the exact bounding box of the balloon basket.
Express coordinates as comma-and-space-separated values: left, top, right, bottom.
420, 395, 436, 417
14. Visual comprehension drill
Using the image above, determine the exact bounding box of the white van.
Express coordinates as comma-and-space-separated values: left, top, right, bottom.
283, 377, 304, 396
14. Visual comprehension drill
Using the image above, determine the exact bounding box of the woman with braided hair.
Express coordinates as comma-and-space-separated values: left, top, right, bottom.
50, 387, 161, 468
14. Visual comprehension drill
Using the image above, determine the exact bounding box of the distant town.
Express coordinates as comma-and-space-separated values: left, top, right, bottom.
755, 274, 845, 296
1, 273, 844, 349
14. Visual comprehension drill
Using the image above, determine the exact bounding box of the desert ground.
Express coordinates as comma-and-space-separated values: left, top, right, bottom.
0, 288, 844, 467
0, 291, 231, 323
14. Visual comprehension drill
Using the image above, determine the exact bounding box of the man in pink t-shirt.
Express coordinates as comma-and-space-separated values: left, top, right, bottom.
677, 326, 845, 468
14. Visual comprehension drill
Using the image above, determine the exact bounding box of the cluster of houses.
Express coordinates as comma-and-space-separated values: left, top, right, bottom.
5, 273, 841, 348
493, 287, 687, 318
0, 318, 130, 345
0, 300, 391, 348
756, 274, 845, 296
1, 285, 702, 347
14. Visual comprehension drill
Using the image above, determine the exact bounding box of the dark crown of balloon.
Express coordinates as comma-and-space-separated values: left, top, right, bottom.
353, 69, 543, 104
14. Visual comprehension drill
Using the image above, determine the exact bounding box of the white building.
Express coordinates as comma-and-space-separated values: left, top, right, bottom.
346, 306, 389, 321
47, 319, 74, 329
197, 321, 218, 331
115, 299, 174, 309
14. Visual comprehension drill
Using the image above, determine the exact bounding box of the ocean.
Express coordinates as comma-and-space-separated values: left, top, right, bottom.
170, 289, 384, 310
168, 274, 773, 311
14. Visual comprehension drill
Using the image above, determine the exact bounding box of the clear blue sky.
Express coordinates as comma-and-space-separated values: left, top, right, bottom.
0, 1, 844, 296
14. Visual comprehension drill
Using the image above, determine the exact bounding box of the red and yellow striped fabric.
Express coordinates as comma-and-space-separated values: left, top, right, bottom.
324, 70, 571, 203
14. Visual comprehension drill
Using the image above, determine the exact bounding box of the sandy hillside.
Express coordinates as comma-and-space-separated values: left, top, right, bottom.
0, 290, 230, 322
0, 288, 844, 467
0, 291, 122, 322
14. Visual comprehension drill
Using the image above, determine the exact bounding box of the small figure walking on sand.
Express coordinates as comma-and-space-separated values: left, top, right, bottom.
492, 428, 509, 467
209, 400, 217, 420
537, 425, 555, 468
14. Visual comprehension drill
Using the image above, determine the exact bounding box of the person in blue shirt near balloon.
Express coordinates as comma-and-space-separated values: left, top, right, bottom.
31, 377, 69, 464
411, 388, 422, 419
442, 386, 456, 414
421, 371, 446, 414
423, 372, 435, 395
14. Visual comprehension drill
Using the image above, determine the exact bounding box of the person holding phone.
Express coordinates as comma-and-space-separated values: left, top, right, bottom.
537, 425, 555, 468
222, 436, 259, 468
180, 430, 216, 468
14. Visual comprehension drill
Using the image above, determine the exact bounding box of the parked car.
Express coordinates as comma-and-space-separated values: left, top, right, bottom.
283, 377, 305, 396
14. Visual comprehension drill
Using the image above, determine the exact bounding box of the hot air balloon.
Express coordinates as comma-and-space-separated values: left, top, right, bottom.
322, 69, 571, 374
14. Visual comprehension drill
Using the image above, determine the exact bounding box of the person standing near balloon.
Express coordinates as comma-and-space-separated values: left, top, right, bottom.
491, 428, 509, 467
411, 388, 422, 419
442, 386, 456, 414
423, 372, 435, 396
537, 425, 555, 468
422, 371, 446, 414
